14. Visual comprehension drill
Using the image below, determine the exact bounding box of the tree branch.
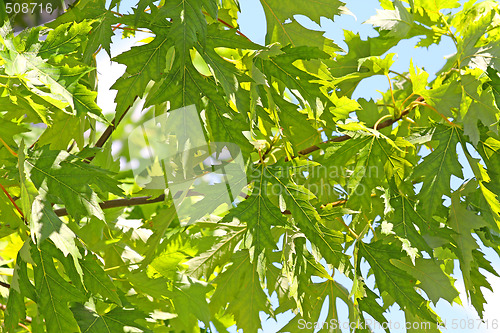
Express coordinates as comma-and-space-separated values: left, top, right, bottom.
287, 96, 424, 160
54, 194, 166, 217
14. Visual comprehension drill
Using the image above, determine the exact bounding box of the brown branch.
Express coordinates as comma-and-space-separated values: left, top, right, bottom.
54, 194, 166, 217
0, 281, 10, 289
85, 103, 134, 163
287, 96, 424, 161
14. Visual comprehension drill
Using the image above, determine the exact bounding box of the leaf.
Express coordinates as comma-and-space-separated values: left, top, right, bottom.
391, 257, 459, 305
281, 278, 357, 333
388, 194, 434, 254
185, 228, 245, 279
166, 278, 213, 331
365, 0, 413, 38
259, 0, 344, 46
26, 146, 122, 221
0, 40, 106, 121
358, 240, 437, 322
265, 164, 349, 268
222, 170, 286, 254
30, 193, 80, 261
257, 45, 329, 111
210, 250, 271, 333
411, 124, 463, 217
81, 253, 121, 305
111, 32, 170, 118
448, 191, 488, 287
460, 71, 499, 145
0, 187, 23, 238
38, 22, 93, 58
4, 242, 34, 331
157, 0, 217, 66
72, 304, 151, 333
31, 241, 87, 333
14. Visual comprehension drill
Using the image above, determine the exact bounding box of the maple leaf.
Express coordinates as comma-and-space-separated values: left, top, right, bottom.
358, 240, 438, 322
72, 304, 152, 332
259, 0, 345, 47
365, 0, 413, 38
412, 124, 464, 217
25, 146, 122, 221
210, 250, 271, 333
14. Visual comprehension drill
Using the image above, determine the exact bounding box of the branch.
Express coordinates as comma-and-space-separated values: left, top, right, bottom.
54, 194, 166, 217
287, 96, 424, 160
0, 281, 10, 289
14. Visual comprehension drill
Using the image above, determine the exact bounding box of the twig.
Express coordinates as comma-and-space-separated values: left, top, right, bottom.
54, 194, 166, 217
287, 96, 425, 160
0, 281, 10, 289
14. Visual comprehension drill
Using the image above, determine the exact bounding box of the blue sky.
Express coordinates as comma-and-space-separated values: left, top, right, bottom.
95, 1, 500, 332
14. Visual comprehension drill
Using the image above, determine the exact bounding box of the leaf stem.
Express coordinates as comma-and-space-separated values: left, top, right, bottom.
389, 69, 408, 80
0, 183, 27, 224
336, 217, 359, 239
374, 114, 393, 130
385, 73, 397, 110
0, 137, 18, 157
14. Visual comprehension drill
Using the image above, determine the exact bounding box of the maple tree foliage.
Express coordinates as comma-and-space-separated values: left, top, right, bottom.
0, 0, 500, 332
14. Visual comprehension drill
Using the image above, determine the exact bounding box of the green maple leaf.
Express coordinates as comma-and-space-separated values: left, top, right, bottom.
0, 35, 106, 122
31, 241, 87, 333
256, 45, 330, 111
72, 304, 152, 332
273, 89, 322, 152
210, 250, 271, 333
81, 253, 121, 305
391, 257, 459, 305
184, 70, 254, 156
4, 242, 35, 331
166, 279, 213, 331
156, 0, 217, 66
265, 164, 348, 268
281, 277, 358, 333
26, 146, 122, 221
30, 194, 81, 262
411, 124, 463, 217
111, 32, 170, 118
38, 22, 92, 58
460, 71, 499, 145
388, 194, 434, 254
448, 191, 488, 287
259, 0, 344, 46
365, 0, 413, 38
412, 0, 460, 21
185, 228, 245, 279
222, 171, 287, 254
0, 189, 23, 238
36, 112, 83, 150
358, 240, 438, 322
